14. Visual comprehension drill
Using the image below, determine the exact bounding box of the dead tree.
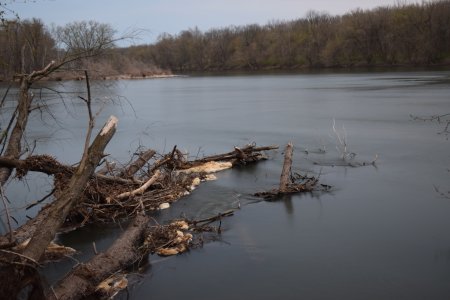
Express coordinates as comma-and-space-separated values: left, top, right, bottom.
22, 116, 117, 261
0, 61, 55, 185
0, 21, 128, 186
0, 115, 118, 299
279, 142, 293, 193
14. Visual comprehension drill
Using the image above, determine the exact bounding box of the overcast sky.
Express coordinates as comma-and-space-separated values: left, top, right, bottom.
7, 0, 422, 45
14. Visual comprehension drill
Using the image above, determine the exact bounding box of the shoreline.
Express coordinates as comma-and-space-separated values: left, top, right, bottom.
2, 64, 449, 83
0, 73, 181, 83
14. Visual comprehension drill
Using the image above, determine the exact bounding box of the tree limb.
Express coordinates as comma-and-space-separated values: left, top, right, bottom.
21, 115, 117, 262
50, 213, 149, 300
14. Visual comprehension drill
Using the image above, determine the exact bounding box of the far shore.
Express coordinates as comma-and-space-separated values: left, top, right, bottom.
0, 73, 181, 83
50, 72, 180, 81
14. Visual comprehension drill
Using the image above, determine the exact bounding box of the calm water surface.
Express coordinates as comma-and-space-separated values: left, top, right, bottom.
1, 71, 450, 299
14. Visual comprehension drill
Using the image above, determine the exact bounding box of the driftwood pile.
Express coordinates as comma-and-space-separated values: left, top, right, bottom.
0, 144, 277, 246
0, 133, 323, 299
76, 143, 277, 223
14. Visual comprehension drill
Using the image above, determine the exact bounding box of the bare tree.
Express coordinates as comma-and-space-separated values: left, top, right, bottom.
0, 20, 118, 186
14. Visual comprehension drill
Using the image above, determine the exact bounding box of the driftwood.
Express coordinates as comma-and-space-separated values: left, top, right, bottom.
279, 142, 293, 193
49, 213, 149, 300
186, 144, 278, 167
119, 149, 156, 178
109, 170, 161, 202
0, 138, 282, 299
0, 115, 118, 299
255, 142, 320, 199
22, 116, 117, 262
0, 143, 278, 248
50, 208, 235, 299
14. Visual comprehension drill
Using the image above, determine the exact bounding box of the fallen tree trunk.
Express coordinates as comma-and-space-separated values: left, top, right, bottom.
49, 213, 149, 300
0, 143, 279, 247
0, 155, 71, 177
0, 116, 118, 299
279, 142, 293, 193
21, 115, 118, 261
109, 170, 161, 202
0, 155, 141, 186
192, 144, 278, 165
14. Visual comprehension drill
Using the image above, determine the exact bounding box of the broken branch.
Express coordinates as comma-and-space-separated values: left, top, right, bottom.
110, 170, 161, 202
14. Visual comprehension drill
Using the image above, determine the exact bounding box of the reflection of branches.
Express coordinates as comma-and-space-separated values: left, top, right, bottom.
410, 113, 450, 137
434, 185, 450, 199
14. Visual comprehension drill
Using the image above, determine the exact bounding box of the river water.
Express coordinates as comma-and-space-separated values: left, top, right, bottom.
1, 70, 450, 299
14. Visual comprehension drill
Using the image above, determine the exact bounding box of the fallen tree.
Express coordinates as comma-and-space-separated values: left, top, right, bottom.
0, 143, 278, 248
49, 208, 235, 299
49, 213, 149, 300
0, 114, 118, 299
0, 109, 280, 299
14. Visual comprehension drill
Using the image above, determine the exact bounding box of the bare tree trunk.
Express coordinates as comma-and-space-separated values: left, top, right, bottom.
49, 213, 149, 300
185, 144, 279, 167
21, 116, 118, 262
279, 142, 293, 193
0, 116, 118, 300
0, 61, 55, 186
0, 78, 32, 185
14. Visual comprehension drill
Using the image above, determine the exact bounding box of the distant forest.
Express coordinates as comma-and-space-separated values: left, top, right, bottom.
126, 0, 450, 72
1, 0, 450, 79
0, 20, 166, 80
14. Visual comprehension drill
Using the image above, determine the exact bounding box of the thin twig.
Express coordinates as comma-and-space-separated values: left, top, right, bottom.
0, 249, 41, 266
0, 185, 13, 243
0, 106, 18, 155
81, 70, 94, 167
26, 187, 56, 210
0, 84, 12, 110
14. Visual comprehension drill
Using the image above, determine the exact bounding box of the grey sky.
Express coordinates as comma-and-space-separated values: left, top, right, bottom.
8, 0, 422, 45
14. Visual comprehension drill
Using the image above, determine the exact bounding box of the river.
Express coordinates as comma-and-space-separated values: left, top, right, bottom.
1, 70, 450, 299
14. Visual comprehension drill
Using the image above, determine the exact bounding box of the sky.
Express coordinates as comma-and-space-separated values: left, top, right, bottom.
6, 0, 423, 46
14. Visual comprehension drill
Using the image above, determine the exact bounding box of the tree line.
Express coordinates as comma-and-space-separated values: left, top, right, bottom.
126, 0, 450, 72
1, 0, 449, 79
0, 19, 165, 81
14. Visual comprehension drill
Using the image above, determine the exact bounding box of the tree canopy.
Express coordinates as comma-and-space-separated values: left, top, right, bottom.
125, 0, 450, 71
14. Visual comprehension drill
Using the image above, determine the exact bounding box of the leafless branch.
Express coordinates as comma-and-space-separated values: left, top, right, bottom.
410, 113, 450, 136
0, 106, 18, 155
0, 84, 11, 109
0, 185, 13, 242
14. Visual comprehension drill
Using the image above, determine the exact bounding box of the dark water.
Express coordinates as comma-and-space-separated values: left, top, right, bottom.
1, 71, 450, 299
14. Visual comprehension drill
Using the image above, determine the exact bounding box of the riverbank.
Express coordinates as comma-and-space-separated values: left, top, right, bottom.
48, 70, 177, 81
0, 72, 179, 83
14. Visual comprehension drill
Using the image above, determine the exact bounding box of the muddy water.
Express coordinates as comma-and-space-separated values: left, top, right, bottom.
1, 70, 450, 299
